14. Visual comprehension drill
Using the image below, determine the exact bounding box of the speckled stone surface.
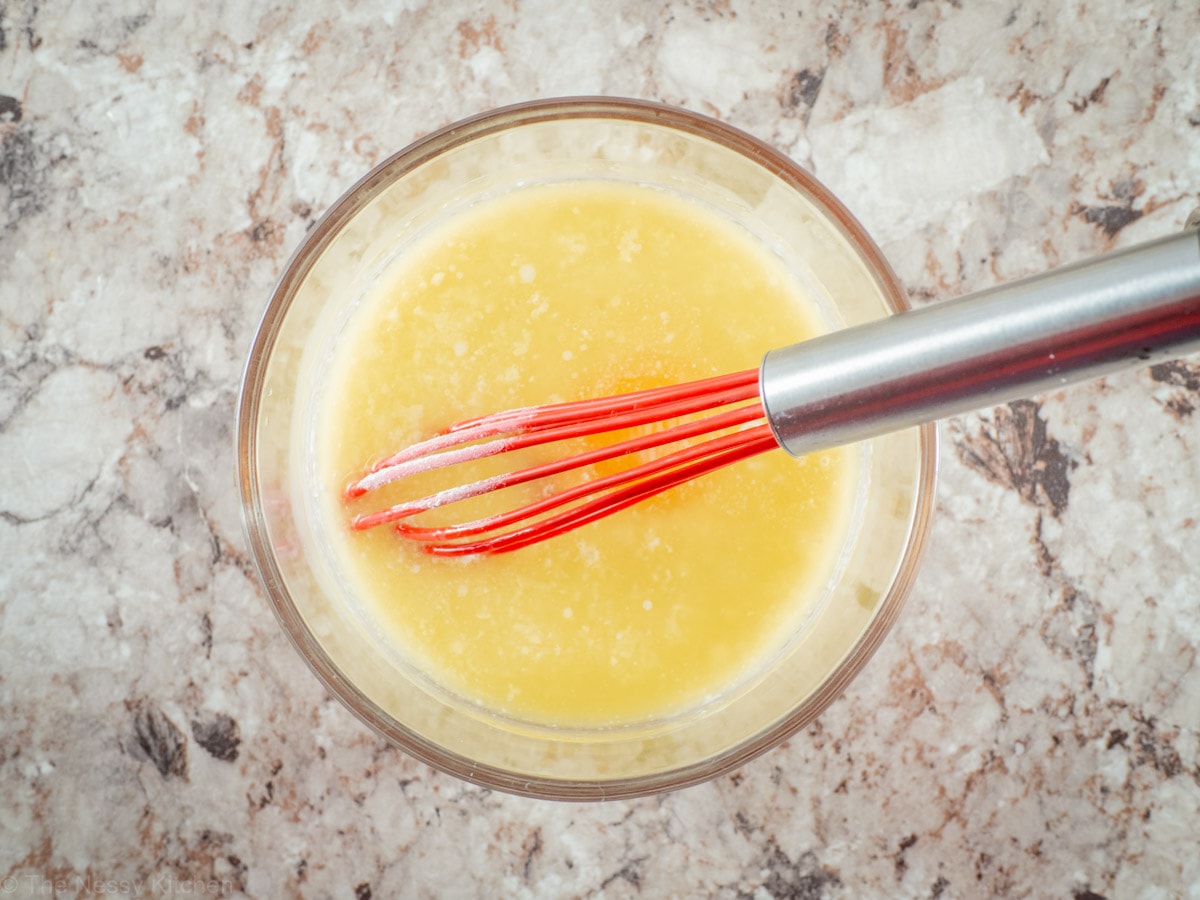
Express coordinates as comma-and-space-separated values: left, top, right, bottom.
3, 1, 1200, 897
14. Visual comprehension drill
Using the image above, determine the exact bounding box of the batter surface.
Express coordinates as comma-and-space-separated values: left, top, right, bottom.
316, 180, 858, 726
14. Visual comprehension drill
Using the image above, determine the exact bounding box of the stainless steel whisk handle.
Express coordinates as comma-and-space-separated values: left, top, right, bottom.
761, 227, 1200, 457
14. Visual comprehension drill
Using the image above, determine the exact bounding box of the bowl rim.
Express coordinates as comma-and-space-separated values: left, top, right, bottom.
236, 96, 939, 800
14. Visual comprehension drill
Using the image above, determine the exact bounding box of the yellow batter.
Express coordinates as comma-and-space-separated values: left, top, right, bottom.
316, 180, 857, 727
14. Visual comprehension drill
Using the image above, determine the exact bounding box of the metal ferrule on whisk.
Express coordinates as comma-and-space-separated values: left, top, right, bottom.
761, 228, 1200, 458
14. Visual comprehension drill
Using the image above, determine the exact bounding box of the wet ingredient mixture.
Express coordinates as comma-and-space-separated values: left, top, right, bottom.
317, 180, 858, 726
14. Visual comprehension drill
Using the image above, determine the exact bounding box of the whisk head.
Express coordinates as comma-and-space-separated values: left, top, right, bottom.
345, 368, 781, 555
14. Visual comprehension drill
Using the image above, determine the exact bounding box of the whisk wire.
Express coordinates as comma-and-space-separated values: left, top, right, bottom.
402, 424, 778, 556
347, 367, 772, 553
349, 369, 759, 496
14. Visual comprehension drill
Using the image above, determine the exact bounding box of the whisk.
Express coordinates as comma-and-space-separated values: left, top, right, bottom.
347, 227, 1200, 556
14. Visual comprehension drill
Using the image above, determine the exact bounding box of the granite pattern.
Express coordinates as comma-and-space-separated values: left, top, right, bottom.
2, 0, 1200, 897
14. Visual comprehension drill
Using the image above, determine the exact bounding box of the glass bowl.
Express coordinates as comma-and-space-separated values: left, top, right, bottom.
237, 97, 936, 800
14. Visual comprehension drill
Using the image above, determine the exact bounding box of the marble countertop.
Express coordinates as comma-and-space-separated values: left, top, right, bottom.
3, 1, 1199, 897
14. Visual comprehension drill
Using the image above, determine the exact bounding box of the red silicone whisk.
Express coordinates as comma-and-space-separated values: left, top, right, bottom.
347, 228, 1200, 556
